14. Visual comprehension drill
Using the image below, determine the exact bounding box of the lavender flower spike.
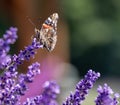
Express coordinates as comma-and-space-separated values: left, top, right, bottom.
23, 81, 60, 105
13, 38, 43, 65
3, 27, 18, 45
4, 38, 43, 75
0, 27, 17, 69
0, 62, 41, 105
20, 62, 41, 83
1, 27, 18, 53
63, 69, 100, 105
95, 83, 119, 105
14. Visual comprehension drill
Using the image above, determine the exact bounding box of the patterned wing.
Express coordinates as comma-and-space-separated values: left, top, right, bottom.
35, 13, 59, 52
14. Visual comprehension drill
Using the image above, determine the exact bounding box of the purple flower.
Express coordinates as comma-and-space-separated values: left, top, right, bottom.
0, 51, 11, 69
3, 38, 43, 76
0, 27, 18, 53
23, 81, 60, 105
95, 83, 119, 105
0, 26, 120, 105
13, 38, 43, 65
0, 26, 43, 105
63, 69, 100, 105
0, 27, 17, 69
0, 62, 40, 105
19, 62, 40, 83
3, 27, 18, 45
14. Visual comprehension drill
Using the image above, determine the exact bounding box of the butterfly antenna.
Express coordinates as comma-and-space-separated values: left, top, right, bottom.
27, 16, 36, 28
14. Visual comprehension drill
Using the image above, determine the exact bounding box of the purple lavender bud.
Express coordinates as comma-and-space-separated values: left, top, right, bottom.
0, 38, 4, 54
13, 82, 27, 96
3, 27, 18, 44
13, 38, 43, 66
0, 62, 41, 104
22, 62, 40, 82
63, 69, 100, 105
42, 81, 60, 99
0, 27, 17, 69
113, 93, 120, 105
95, 84, 119, 105
15, 62, 41, 95
0, 73, 20, 104
3, 38, 43, 76
0, 27, 18, 53
0, 51, 11, 69
23, 81, 60, 105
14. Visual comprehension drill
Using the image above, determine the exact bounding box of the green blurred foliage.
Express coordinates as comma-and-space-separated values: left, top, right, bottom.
60, 0, 120, 76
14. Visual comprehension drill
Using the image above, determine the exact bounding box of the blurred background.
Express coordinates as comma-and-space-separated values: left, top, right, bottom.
61, 0, 120, 76
0, 0, 120, 104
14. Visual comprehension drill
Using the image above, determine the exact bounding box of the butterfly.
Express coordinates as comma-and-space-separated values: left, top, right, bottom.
34, 13, 59, 52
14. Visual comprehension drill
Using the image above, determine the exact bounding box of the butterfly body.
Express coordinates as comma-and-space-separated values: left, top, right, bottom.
34, 13, 59, 52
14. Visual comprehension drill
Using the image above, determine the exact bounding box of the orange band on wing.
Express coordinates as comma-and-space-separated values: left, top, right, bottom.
42, 23, 52, 29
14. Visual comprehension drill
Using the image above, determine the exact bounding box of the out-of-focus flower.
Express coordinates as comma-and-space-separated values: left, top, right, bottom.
23, 81, 60, 105
0, 27, 18, 53
0, 27, 18, 69
95, 83, 119, 105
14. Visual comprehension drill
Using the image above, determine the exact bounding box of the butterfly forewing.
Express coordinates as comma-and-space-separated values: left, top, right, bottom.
34, 13, 59, 52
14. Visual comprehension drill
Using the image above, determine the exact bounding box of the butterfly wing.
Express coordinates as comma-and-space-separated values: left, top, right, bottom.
40, 13, 59, 51
34, 13, 59, 52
